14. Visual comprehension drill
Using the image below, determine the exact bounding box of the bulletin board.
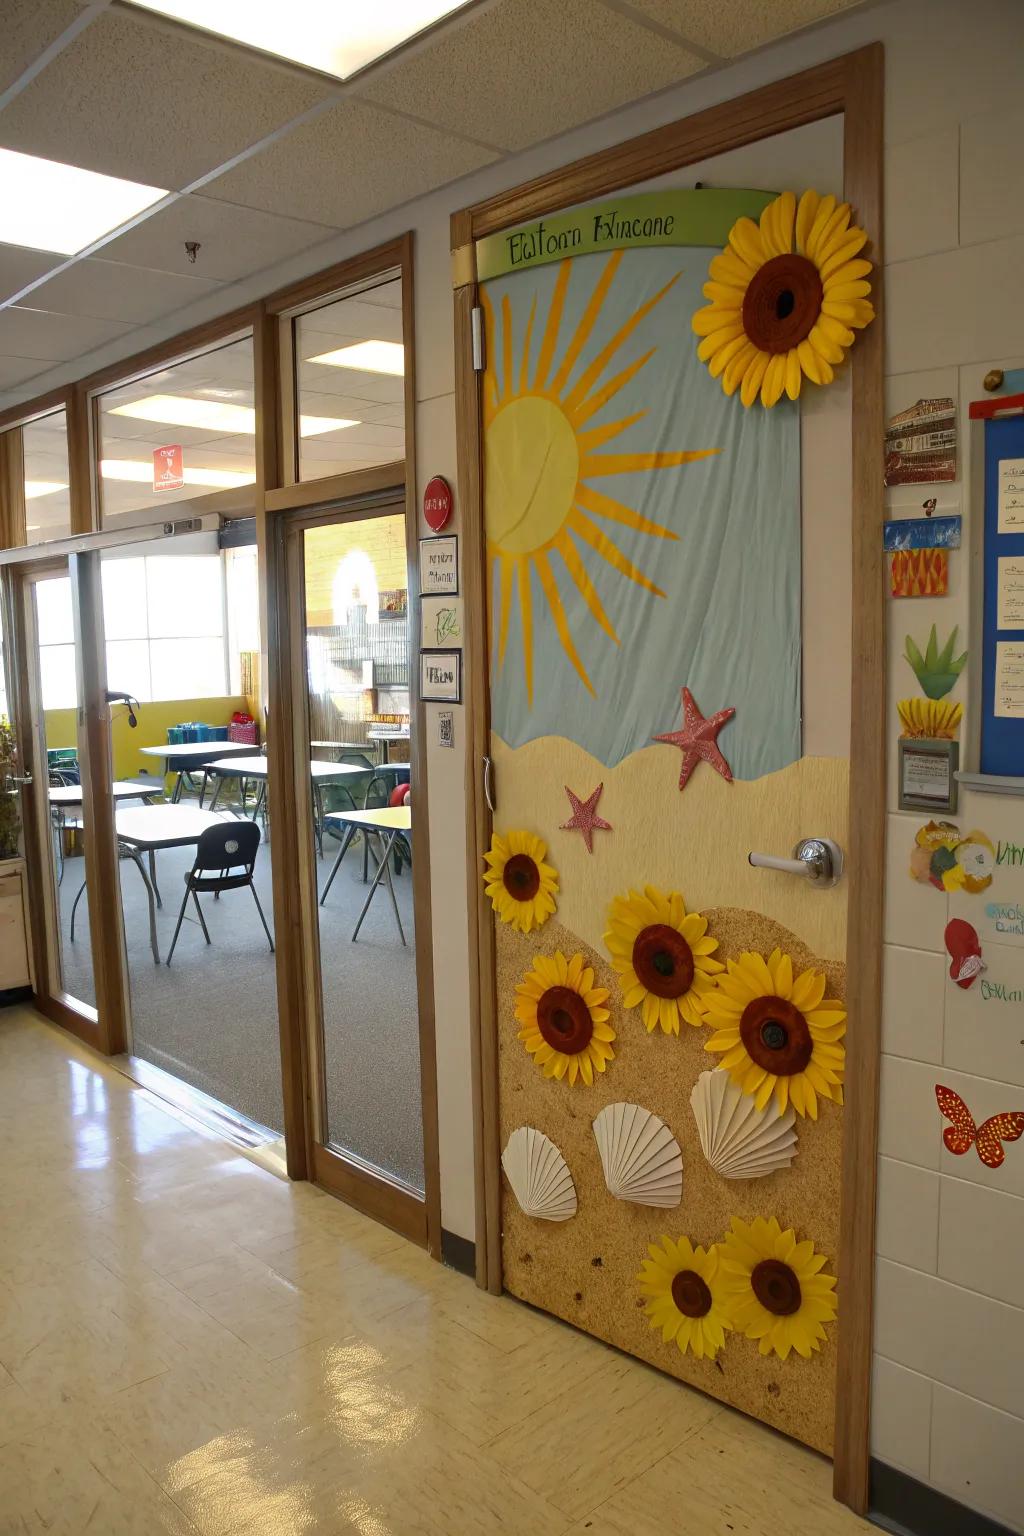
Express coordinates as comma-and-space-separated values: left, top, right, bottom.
972, 397, 1024, 774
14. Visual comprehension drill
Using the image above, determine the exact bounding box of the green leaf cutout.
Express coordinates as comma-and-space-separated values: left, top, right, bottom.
904, 624, 968, 700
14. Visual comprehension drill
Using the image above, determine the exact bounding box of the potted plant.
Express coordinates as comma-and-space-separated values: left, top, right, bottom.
0, 716, 22, 860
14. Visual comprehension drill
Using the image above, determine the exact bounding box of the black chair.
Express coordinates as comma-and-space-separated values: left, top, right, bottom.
166, 820, 274, 966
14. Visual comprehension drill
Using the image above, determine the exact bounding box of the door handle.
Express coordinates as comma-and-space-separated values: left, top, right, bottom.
10, 773, 33, 786
748, 837, 843, 888
483, 755, 496, 813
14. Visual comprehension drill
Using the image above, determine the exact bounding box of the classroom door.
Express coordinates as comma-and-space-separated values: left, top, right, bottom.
283, 503, 435, 1243
480, 184, 860, 1455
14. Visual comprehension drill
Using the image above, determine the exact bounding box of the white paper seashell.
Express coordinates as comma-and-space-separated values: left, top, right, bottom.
690, 1069, 797, 1179
591, 1102, 683, 1208
501, 1127, 577, 1221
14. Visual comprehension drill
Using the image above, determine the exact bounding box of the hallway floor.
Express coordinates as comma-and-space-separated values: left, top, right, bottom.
0, 1007, 873, 1536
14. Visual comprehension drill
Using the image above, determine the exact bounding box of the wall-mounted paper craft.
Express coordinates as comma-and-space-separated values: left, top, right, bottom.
897, 699, 962, 739
890, 547, 948, 597
592, 1102, 683, 1208
501, 1126, 577, 1220
995, 640, 1024, 719
934, 1085, 1024, 1169
884, 398, 956, 486
690, 1069, 797, 1180
560, 783, 612, 853
482, 830, 558, 934
419, 534, 458, 594
996, 557, 1024, 631
421, 596, 464, 649
884, 515, 961, 552
909, 821, 995, 894
904, 625, 967, 700
944, 919, 985, 989
653, 686, 735, 791
420, 649, 461, 703
515, 950, 614, 1087
718, 1215, 838, 1362
636, 1235, 731, 1360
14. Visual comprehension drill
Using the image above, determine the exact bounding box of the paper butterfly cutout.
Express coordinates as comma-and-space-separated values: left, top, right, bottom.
934, 1085, 1024, 1169
943, 919, 985, 989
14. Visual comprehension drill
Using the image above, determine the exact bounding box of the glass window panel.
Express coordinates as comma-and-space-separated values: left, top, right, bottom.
149, 637, 226, 700
35, 575, 73, 645
39, 643, 77, 710
226, 547, 260, 695
106, 639, 152, 703
23, 409, 72, 546
101, 558, 149, 640
145, 554, 223, 638
295, 276, 405, 484
97, 338, 256, 527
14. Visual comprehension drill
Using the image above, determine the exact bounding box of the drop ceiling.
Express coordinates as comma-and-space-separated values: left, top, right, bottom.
0, 0, 869, 414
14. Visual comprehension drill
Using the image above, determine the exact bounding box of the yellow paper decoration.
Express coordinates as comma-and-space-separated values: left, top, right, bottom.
637, 1235, 732, 1360
514, 950, 615, 1087
719, 1216, 838, 1361
482, 829, 558, 934
604, 885, 722, 1033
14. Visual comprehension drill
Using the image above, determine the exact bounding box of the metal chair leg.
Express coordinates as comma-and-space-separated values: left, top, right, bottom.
69, 877, 87, 940
319, 824, 357, 905
250, 883, 275, 952
165, 887, 191, 966
191, 889, 212, 944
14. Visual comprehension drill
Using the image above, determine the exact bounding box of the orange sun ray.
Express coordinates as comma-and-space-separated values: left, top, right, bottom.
518, 555, 534, 705
533, 259, 572, 391
534, 550, 594, 695
576, 410, 647, 454
553, 528, 619, 645
501, 293, 513, 405
581, 447, 720, 478
570, 351, 654, 430
563, 271, 681, 419
497, 551, 516, 668
518, 294, 537, 396
567, 506, 665, 597
575, 481, 678, 542
549, 251, 623, 398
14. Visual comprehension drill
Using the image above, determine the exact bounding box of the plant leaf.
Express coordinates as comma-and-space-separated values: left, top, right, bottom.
924, 624, 939, 672
905, 635, 925, 678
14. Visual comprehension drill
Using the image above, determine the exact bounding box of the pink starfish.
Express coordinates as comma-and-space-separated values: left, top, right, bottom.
653, 687, 735, 791
561, 783, 612, 853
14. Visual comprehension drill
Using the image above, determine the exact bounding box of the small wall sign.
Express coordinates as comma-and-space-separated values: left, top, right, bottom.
437, 709, 455, 748
420, 649, 461, 703
899, 738, 959, 813
153, 444, 184, 492
421, 595, 463, 648
423, 475, 453, 532
420, 534, 458, 595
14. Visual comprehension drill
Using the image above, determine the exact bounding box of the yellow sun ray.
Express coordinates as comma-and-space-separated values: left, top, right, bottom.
571, 350, 655, 430
554, 527, 619, 646
576, 411, 647, 453
534, 550, 594, 694
497, 552, 516, 668
501, 293, 513, 405
567, 506, 665, 597
519, 295, 537, 395
533, 259, 572, 391
575, 482, 678, 542
549, 250, 623, 398
563, 271, 682, 419
581, 448, 719, 479
519, 554, 534, 705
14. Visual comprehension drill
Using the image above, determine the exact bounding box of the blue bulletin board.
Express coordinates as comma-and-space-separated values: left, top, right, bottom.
980, 409, 1024, 774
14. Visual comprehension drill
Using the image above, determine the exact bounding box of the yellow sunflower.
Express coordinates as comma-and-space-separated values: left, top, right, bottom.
897, 697, 963, 740
719, 1216, 838, 1361
692, 188, 875, 408
515, 950, 615, 1086
605, 885, 722, 1034
637, 1235, 732, 1360
703, 946, 845, 1119
483, 830, 558, 933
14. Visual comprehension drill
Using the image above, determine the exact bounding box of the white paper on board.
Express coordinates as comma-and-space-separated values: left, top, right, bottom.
998, 458, 1024, 532
995, 640, 1024, 718
997, 556, 1024, 630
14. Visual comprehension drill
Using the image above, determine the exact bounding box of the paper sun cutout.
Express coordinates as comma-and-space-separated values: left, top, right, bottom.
653, 687, 735, 791
944, 920, 985, 989
934, 1085, 1024, 1169
561, 783, 612, 854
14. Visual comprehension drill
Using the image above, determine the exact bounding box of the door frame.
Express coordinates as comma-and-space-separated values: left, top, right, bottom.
452, 46, 884, 1514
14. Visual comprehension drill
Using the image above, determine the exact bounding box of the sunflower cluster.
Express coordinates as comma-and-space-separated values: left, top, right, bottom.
637, 1216, 838, 1363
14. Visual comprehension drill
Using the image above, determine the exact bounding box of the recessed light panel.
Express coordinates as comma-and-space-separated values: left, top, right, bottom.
109, 394, 357, 438
0, 149, 166, 256
308, 341, 405, 376
100, 460, 256, 489
123, 0, 472, 80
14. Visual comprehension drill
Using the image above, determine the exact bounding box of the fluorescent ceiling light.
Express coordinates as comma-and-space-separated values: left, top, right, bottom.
123, 0, 471, 80
100, 460, 256, 489
0, 148, 165, 256
308, 341, 405, 376
109, 394, 357, 437
24, 480, 69, 500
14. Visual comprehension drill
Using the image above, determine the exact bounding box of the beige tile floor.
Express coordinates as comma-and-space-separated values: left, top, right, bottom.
0, 1006, 876, 1535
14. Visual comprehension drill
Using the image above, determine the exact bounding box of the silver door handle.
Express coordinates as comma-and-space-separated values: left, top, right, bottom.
483, 755, 495, 813
10, 773, 33, 786
748, 837, 843, 888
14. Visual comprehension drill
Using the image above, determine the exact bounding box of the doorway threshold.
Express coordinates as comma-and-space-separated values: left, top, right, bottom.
109, 1052, 288, 1179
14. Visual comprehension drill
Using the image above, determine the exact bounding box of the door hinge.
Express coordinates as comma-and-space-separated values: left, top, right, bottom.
471, 306, 485, 372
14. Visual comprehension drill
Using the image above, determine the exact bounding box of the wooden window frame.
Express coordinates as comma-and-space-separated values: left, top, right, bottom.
451, 46, 884, 1515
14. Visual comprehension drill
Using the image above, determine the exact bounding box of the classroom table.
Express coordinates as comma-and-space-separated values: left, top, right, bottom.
366, 728, 410, 765
50, 780, 164, 884
112, 805, 240, 964
310, 740, 380, 761
138, 740, 253, 803
319, 805, 411, 944
205, 756, 408, 848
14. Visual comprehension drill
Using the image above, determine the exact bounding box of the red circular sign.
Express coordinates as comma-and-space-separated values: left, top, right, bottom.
423, 475, 453, 532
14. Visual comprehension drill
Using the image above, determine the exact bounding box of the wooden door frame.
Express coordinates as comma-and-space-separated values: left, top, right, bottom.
452, 46, 884, 1515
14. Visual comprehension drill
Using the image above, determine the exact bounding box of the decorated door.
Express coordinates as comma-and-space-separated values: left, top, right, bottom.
480, 183, 875, 1453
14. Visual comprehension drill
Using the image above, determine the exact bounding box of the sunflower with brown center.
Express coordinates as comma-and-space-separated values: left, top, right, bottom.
702, 946, 845, 1119
483, 830, 559, 934
515, 950, 615, 1086
637, 1235, 732, 1360
692, 188, 875, 408
605, 885, 723, 1035
719, 1216, 837, 1361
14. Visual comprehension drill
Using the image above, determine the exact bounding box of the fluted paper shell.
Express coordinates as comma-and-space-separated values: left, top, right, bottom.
501, 1127, 577, 1221
591, 1102, 683, 1208
690, 1069, 797, 1179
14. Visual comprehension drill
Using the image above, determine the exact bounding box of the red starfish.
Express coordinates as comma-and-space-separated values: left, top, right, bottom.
653, 687, 735, 791
560, 783, 612, 853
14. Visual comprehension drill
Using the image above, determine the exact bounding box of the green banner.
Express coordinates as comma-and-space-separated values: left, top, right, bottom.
476, 187, 776, 281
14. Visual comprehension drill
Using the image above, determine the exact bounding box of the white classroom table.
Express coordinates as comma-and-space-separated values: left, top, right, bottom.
204, 756, 407, 848
320, 805, 412, 944
49, 780, 164, 808
111, 805, 240, 964
138, 740, 253, 802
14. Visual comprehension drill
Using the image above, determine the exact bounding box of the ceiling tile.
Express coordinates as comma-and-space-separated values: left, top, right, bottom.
360, 0, 704, 151
618, 0, 865, 56
0, 0, 88, 95
204, 98, 495, 228
0, 8, 332, 189
0, 306, 137, 361
27, 257, 222, 325
0, 354, 51, 390
98, 194, 336, 282
0, 245, 62, 303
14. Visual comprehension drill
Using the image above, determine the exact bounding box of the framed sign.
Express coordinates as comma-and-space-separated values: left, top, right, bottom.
420, 534, 458, 595
420, 649, 461, 703
421, 595, 463, 648
899, 737, 959, 813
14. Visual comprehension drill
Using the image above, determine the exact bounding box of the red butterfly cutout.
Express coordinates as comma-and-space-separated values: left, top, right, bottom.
934, 1085, 1024, 1169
